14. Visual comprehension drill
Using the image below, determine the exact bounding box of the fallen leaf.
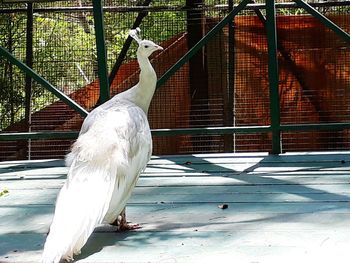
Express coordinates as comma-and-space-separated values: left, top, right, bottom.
0, 189, 9, 197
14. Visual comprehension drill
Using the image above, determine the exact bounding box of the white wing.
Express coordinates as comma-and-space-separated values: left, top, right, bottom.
42, 102, 152, 263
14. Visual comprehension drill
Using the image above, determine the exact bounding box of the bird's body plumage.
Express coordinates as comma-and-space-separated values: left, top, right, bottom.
42, 29, 162, 263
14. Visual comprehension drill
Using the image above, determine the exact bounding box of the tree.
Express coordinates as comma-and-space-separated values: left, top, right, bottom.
0, 13, 26, 130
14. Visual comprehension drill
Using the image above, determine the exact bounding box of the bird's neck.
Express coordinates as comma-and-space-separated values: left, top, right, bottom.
138, 54, 156, 80
124, 52, 157, 114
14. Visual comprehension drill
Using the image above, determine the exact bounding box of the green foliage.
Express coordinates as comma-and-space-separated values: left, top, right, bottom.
104, 11, 135, 65
0, 68, 25, 130
33, 14, 96, 85
0, 14, 26, 131
0, 1, 187, 131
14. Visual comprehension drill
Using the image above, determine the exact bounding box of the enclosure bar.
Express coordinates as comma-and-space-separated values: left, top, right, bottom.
2, 122, 350, 141
156, 0, 251, 88
24, 2, 34, 160
250, 0, 267, 22
281, 123, 350, 131
24, 3, 34, 129
217, 1, 350, 10
3, 1, 350, 14
0, 132, 79, 141
92, 0, 110, 103
266, 0, 281, 154
294, 0, 350, 44
108, 0, 152, 86
0, 126, 271, 141
152, 126, 271, 136
0, 46, 88, 117
224, 0, 235, 152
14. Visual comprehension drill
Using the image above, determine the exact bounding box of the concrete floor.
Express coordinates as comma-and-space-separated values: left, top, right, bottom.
1, 151, 350, 262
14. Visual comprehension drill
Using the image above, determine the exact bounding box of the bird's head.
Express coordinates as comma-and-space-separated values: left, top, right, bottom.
129, 28, 163, 58
137, 40, 163, 57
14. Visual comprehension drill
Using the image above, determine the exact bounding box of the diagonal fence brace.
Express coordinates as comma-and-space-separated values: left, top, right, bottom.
156, 0, 251, 89
294, 0, 350, 44
0, 46, 88, 117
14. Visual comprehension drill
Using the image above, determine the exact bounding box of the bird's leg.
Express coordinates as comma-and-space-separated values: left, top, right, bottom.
112, 207, 141, 231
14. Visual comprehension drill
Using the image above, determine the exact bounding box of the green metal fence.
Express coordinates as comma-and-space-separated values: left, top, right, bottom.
0, 0, 350, 160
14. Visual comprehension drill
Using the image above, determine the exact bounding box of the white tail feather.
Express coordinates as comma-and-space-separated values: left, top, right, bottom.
42, 159, 117, 263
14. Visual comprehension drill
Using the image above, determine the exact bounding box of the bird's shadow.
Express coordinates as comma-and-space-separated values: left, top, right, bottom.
74, 225, 133, 262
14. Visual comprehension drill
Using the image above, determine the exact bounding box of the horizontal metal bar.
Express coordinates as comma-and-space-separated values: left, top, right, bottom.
216, 1, 350, 10
2, 122, 350, 141
2, 0, 66, 3
281, 123, 350, 132
152, 126, 272, 136
0, 126, 271, 141
0, 6, 185, 13
2, 1, 349, 14
0, 131, 79, 141
0, 46, 89, 117
0, 6, 205, 14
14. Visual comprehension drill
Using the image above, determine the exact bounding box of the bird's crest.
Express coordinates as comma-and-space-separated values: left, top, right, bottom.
129, 27, 142, 44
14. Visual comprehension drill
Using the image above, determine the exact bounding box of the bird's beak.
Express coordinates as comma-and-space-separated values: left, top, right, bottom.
155, 45, 163, 51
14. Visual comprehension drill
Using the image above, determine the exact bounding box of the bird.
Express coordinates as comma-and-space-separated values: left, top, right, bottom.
42, 28, 163, 263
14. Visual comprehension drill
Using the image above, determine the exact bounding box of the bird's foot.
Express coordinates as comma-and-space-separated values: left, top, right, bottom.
118, 222, 142, 232
111, 214, 141, 231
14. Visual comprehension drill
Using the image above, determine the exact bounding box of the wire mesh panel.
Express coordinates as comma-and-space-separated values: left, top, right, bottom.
276, 5, 350, 151
0, 11, 27, 131
0, 0, 349, 160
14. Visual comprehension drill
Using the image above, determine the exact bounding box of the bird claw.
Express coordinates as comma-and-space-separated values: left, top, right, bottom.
111, 214, 141, 231
118, 222, 142, 232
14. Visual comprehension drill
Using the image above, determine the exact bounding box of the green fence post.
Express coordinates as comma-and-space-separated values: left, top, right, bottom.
93, 0, 110, 103
266, 0, 281, 154
224, 0, 235, 152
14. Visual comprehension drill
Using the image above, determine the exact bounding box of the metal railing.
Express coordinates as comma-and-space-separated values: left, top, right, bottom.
0, 0, 350, 154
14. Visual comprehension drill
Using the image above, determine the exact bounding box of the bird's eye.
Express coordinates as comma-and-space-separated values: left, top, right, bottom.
144, 45, 149, 48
